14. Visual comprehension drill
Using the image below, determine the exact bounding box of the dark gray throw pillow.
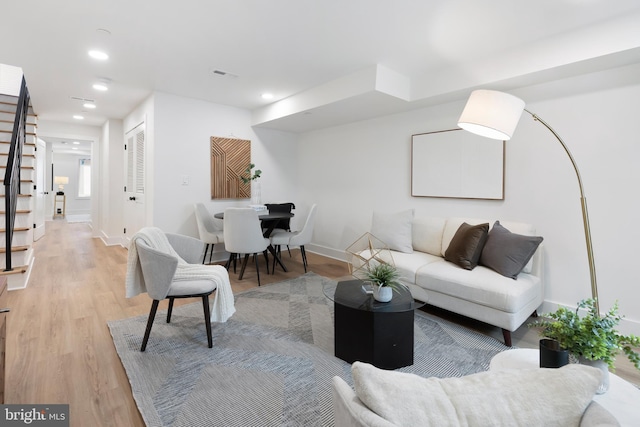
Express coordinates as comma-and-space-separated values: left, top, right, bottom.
480, 221, 544, 279
444, 222, 489, 270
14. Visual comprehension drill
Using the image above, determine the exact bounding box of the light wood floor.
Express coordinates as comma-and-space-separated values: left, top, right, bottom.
5, 220, 639, 426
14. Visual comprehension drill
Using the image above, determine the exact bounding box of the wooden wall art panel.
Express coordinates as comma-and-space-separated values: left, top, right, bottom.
210, 136, 251, 199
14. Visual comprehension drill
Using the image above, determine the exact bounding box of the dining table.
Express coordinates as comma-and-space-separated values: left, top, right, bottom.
214, 210, 294, 272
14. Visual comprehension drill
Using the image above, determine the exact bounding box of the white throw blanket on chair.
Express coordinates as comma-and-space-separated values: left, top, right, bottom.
125, 227, 235, 322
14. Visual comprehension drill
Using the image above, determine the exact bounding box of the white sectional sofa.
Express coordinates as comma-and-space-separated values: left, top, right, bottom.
366, 211, 544, 346
332, 362, 617, 427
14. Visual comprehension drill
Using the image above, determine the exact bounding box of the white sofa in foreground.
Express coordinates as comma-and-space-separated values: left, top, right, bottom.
332, 361, 619, 427
366, 211, 545, 346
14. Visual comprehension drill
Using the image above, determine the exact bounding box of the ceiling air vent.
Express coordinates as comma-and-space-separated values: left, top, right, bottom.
70, 96, 95, 102
212, 69, 238, 79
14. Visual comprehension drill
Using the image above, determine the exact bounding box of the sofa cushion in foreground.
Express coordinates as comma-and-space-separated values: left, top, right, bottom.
351, 361, 601, 427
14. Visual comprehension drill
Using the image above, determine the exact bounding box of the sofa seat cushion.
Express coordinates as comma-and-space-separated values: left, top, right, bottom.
415, 260, 541, 313
390, 251, 442, 284
351, 361, 602, 427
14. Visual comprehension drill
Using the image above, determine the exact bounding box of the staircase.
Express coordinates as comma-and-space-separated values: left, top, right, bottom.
0, 89, 36, 290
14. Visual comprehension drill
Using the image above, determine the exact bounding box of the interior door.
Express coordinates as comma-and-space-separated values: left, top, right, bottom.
33, 138, 46, 240
123, 122, 146, 246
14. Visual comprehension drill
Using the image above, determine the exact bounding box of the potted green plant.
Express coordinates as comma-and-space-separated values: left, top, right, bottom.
530, 298, 640, 393
365, 263, 404, 302
241, 163, 262, 204
240, 163, 262, 184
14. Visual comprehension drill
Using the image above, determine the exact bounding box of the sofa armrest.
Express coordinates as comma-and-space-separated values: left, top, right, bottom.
332, 377, 398, 427
580, 401, 620, 427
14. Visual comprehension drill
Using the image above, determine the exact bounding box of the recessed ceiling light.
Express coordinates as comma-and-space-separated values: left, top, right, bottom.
73, 141, 80, 145
83, 102, 96, 109
261, 93, 274, 100
88, 50, 109, 60
73, 115, 84, 120
92, 82, 108, 91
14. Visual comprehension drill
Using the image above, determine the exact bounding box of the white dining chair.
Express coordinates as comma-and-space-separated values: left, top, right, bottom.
223, 207, 271, 286
194, 203, 225, 264
270, 204, 317, 272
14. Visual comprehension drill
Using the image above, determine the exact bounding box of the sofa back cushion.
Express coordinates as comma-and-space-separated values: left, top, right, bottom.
351, 361, 602, 427
411, 217, 446, 256
371, 209, 414, 253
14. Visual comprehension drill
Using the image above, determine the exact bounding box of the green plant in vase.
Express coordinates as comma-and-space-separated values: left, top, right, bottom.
530, 299, 640, 372
240, 163, 261, 184
365, 263, 404, 302
241, 163, 262, 204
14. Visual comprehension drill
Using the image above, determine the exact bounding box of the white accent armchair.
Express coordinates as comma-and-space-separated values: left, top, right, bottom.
135, 233, 219, 351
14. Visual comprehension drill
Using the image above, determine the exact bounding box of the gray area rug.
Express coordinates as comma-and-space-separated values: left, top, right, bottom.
108, 272, 508, 426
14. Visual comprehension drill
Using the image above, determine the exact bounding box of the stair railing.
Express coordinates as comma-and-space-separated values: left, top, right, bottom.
4, 76, 29, 271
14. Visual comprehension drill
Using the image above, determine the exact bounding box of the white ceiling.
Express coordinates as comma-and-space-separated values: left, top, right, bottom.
2, 0, 640, 133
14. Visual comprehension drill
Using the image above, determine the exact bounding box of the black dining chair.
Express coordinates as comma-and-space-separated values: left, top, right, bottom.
262, 202, 296, 257
264, 203, 295, 230
264, 203, 295, 255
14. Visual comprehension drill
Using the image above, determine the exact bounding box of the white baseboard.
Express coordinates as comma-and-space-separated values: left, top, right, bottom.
305, 243, 348, 262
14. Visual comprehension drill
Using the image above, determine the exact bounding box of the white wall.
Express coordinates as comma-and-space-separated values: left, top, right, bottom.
120, 91, 299, 259
51, 152, 91, 216
99, 119, 124, 244
297, 75, 640, 334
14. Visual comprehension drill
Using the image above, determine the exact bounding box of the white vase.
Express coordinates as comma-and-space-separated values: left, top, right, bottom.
578, 356, 610, 394
373, 285, 392, 303
251, 181, 262, 205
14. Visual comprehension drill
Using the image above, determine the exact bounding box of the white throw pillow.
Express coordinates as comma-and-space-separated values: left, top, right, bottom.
352, 361, 601, 427
370, 209, 414, 253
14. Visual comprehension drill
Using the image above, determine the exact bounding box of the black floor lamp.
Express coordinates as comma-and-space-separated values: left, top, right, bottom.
457, 89, 599, 314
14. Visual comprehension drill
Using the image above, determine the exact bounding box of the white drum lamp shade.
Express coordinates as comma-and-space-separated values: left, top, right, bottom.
458, 90, 526, 140
54, 176, 69, 192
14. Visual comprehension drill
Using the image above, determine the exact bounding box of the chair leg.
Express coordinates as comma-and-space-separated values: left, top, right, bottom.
208, 244, 215, 264
287, 245, 292, 257
141, 300, 160, 352
239, 254, 250, 280
271, 245, 279, 273
167, 297, 175, 323
225, 253, 238, 272
263, 250, 270, 275
202, 243, 210, 264
255, 253, 262, 286
202, 295, 213, 348
300, 245, 308, 272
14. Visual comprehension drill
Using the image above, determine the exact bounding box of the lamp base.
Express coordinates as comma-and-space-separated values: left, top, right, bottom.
56, 191, 65, 195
